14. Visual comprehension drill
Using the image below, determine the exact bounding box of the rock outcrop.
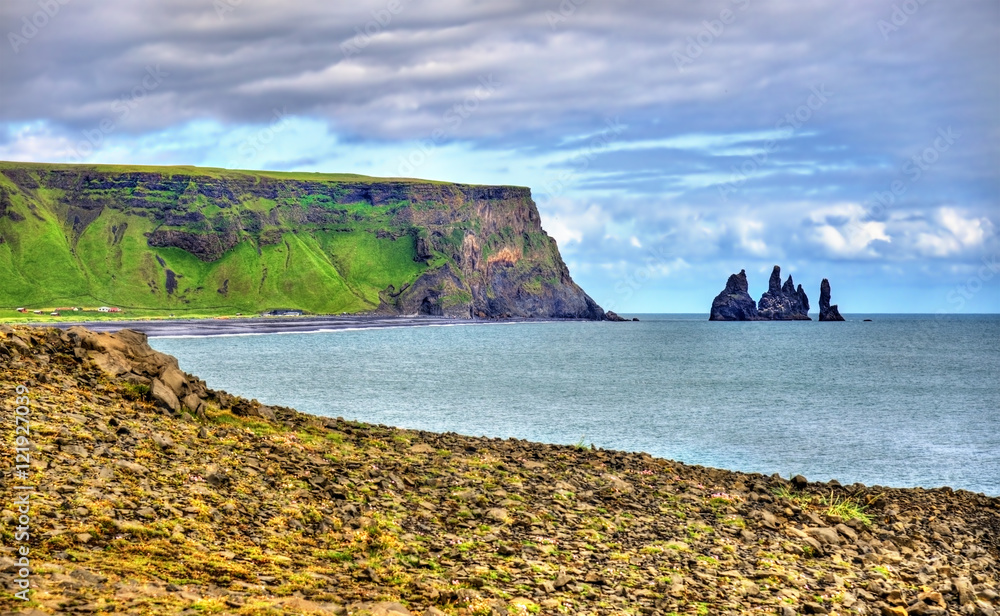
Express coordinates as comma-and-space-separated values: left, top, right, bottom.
62, 325, 216, 417
709, 269, 761, 321
819, 278, 846, 321
605, 310, 628, 322
756, 265, 811, 320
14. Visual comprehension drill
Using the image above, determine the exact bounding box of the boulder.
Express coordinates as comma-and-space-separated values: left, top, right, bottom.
150, 432, 175, 450
709, 270, 761, 320
818, 278, 846, 321
205, 465, 228, 487
150, 378, 180, 413
159, 366, 188, 397
89, 352, 131, 376
182, 393, 206, 415
256, 405, 277, 421
348, 603, 411, 616
6, 335, 31, 354
76, 328, 181, 378
757, 265, 811, 320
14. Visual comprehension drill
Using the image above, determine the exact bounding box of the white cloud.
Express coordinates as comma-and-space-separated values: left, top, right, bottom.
913, 207, 994, 257
0, 122, 79, 162
539, 198, 609, 247
807, 203, 890, 258
734, 218, 769, 257
939, 207, 990, 247
803, 204, 995, 260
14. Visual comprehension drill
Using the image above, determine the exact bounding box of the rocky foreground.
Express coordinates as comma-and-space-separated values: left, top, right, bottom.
1, 326, 998, 616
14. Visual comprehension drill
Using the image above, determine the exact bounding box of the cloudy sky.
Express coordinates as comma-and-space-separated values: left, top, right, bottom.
2, 0, 998, 312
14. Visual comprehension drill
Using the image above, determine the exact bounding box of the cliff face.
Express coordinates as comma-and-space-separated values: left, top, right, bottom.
709, 269, 761, 321
756, 266, 811, 321
0, 163, 604, 319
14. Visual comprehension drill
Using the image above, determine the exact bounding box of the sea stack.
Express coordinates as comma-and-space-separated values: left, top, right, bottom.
709, 270, 761, 321
756, 265, 811, 320
819, 278, 846, 321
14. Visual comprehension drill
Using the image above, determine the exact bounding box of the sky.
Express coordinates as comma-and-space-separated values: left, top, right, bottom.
1, 0, 998, 313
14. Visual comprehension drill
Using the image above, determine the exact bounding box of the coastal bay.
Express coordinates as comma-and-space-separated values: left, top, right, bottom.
149, 314, 1000, 497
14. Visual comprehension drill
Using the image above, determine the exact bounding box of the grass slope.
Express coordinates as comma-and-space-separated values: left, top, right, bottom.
0, 164, 440, 317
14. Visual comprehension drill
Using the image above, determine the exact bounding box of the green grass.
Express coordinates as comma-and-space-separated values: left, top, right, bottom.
0, 164, 430, 316
207, 411, 279, 436
121, 383, 151, 401
773, 487, 873, 527
0, 161, 571, 321
823, 494, 873, 526
773, 486, 815, 506
0, 160, 506, 186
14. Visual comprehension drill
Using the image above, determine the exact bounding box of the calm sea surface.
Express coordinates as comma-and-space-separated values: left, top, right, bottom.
150, 314, 1000, 496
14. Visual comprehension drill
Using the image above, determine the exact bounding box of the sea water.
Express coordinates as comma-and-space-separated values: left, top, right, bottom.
150, 314, 1000, 495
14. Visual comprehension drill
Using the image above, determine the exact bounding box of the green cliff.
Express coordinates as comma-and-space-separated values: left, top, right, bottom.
0, 162, 604, 320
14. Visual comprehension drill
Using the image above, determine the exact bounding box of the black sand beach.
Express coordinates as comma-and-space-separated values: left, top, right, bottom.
46, 315, 541, 337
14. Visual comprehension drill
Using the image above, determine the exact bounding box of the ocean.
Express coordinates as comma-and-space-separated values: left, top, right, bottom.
149, 314, 1000, 496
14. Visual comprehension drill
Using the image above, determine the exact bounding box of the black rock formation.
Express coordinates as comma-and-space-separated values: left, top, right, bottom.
605, 311, 628, 322
818, 278, 846, 321
709, 270, 761, 321
757, 266, 811, 320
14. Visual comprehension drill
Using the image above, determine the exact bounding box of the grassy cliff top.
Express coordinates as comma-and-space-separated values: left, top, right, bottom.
0, 161, 517, 189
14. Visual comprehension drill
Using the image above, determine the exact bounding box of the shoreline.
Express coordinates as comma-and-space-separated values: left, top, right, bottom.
1, 325, 997, 615
43, 315, 572, 338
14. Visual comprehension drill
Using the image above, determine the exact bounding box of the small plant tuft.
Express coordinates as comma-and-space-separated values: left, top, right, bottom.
823, 494, 873, 526
121, 382, 151, 401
